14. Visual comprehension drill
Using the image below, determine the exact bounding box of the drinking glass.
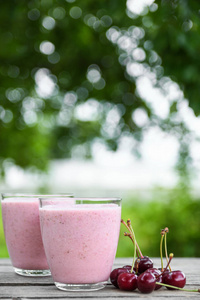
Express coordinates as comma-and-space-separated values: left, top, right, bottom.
39, 197, 121, 291
1, 193, 73, 276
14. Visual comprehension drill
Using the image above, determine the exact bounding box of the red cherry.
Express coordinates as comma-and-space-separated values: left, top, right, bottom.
137, 271, 156, 293
122, 265, 132, 270
117, 272, 138, 291
146, 268, 162, 290
163, 270, 186, 289
161, 269, 170, 282
123, 265, 136, 273
110, 268, 128, 288
135, 256, 153, 274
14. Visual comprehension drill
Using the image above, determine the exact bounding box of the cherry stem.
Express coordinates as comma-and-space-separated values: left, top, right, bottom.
127, 219, 144, 258
157, 253, 173, 278
130, 226, 137, 273
124, 232, 140, 257
156, 282, 200, 293
160, 229, 165, 271
164, 229, 172, 272
121, 219, 143, 258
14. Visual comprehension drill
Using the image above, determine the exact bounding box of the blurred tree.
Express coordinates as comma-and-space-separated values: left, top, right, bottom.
0, 0, 199, 177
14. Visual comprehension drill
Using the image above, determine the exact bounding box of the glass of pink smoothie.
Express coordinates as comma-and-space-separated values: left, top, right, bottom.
39, 197, 121, 291
1, 193, 73, 276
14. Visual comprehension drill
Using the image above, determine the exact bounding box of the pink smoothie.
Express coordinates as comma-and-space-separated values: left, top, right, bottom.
2, 198, 49, 270
39, 204, 121, 284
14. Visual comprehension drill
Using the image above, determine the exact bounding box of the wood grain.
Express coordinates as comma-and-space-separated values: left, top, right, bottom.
0, 258, 199, 299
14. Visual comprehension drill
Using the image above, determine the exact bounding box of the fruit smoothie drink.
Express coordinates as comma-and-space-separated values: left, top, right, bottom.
39, 197, 121, 291
1, 194, 73, 276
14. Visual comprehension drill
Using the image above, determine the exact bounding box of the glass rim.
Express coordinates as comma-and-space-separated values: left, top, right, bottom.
39, 197, 121, 209
39, 197, 121, 201
1, 193, 73, 199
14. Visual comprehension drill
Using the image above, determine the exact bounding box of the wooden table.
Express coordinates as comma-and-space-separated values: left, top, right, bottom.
0, 258, 199, 299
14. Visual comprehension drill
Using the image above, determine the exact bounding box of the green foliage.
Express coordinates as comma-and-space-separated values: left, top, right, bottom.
1, 0, 199, 176
0, 207, 8, 257
0, 0, 138, 174
116, 187, 200, 258
148, 0, 200, 115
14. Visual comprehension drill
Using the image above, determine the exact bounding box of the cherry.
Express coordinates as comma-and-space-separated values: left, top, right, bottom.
117, 272, 138, 291
146, 268, 163, 290
161, 269, 170, 282
163, 270, 186, 289
122, 265, 132, 270
135, 256, 153, 274
110, 268, 128, 288
123, 265, 136, 273
137, 271, 156, 293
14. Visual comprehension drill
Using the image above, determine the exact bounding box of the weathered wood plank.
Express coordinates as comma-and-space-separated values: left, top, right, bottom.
0, 273, 199, 285
0, 259, 11, 265
0, 273, 53, 285
0, 265, 13, 272
19, 298, 200, 300
0, 258, 199, 299
0, 284, 199, 298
